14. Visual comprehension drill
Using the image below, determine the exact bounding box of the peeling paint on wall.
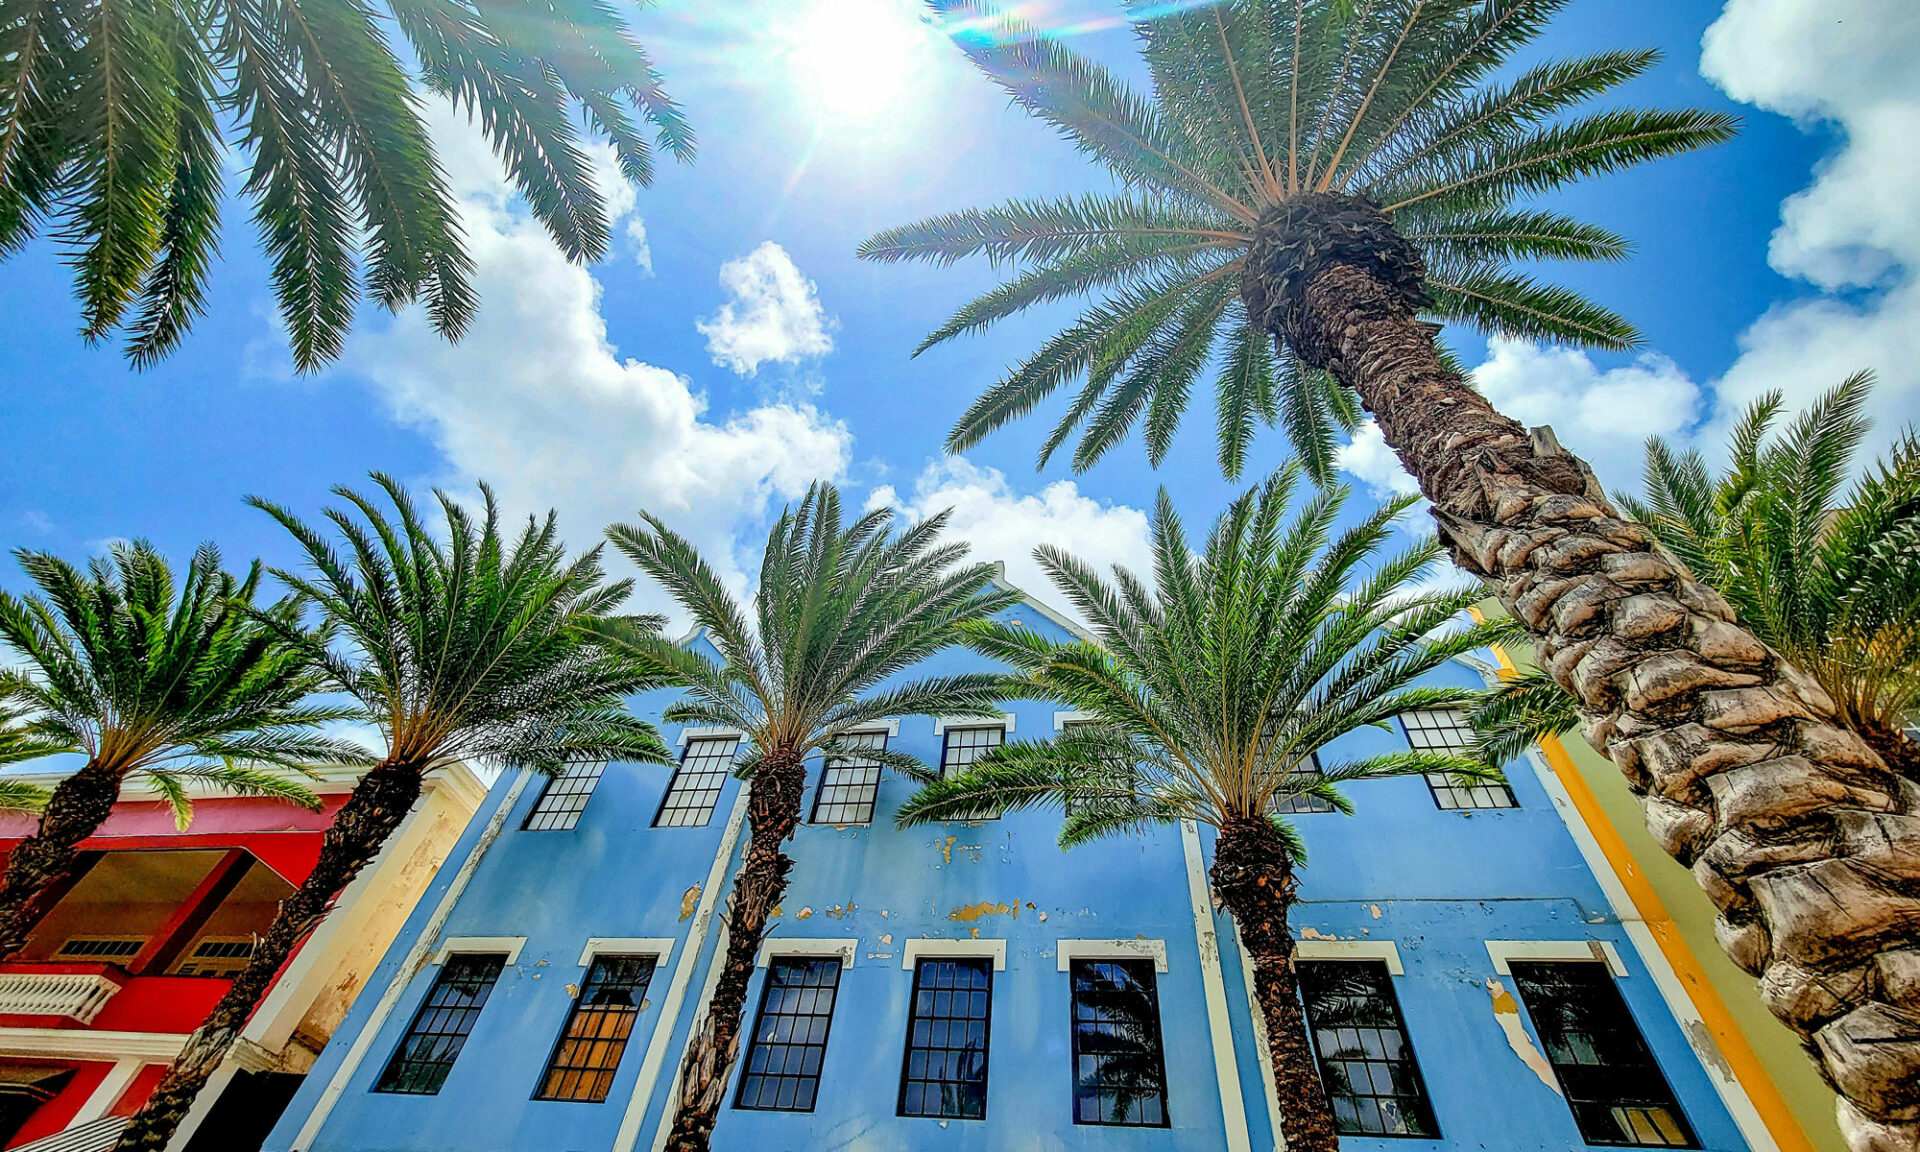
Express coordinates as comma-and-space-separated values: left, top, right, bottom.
938, 836, 956, 866
826, 902, 855, 919
1488, 978, 1561, 1093
796, 907, 813, 920
679, 884, 701, 921
948, 900, 1017, 923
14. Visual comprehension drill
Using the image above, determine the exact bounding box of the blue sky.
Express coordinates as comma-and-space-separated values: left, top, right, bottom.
2, 0, 1915, 619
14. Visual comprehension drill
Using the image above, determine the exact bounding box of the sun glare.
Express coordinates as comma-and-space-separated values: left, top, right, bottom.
784, 0, 928, 122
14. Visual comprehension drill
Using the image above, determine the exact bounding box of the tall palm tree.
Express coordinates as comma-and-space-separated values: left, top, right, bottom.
590, 482, 1018, 1152
114, 475, 676, 1152
897, 467, 1509, 1152
1472, 375, 1920, 776
864, 6, 1919, 1141
0, 0, 692, 371
0, 541, 348, 959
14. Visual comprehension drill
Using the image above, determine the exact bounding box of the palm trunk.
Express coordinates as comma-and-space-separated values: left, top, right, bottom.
1247, 196, 1920, 1151
111, 759, 425, 1152
665, 747, 808, 1152
1211, 815, 1339, 1152
0, 758, 125, 959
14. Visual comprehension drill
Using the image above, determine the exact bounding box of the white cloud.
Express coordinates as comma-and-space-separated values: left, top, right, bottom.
626, 216, 653, 275
870, 457, 1153, 617
1700, 0, 1920, 445
1335, 420, 1421, 501
345, 107, 852, 614
697, 241, 835, 376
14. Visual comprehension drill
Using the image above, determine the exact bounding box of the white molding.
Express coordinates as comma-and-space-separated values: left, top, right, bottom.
987, 566, 1100, 646
1230, 927, 1287, 1152
932, 714, 1015, 736
756, 938, 858, 969
1293, 939, 1404, 975
0, 1028, 185, 1061
899, 938, 1006, 971
675, 725, 744, 748
431, 935, 526, 966
1486, 939, 1627, 978
1055, 938, 1168, 973
579, 938, 675, 967
1182, 820, 1254, 1152
1052, 711, 1098, 732
72, 1058, 144, 1125
826, 720, 899, 738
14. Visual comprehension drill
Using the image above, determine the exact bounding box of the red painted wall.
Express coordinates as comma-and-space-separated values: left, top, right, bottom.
0, 795, 346, 886
107, 1064, 169, 1117
5, 1060, 111, 1149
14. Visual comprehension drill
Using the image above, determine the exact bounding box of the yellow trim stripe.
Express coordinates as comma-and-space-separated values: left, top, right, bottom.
1477, 630, 1817, 1152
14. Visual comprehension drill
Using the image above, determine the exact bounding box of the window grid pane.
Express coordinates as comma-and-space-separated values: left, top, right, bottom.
1401, 709, 1517, 810
939, 726, 1006, 819
655, 737, 740, 828
898, 958, 992, 1120
1272, 751, 1335, 814
536, 955, 655, 1102
1298, 960, 1440, 1139
1070, 959, 1169, 1127
1509, 962, 1697, 1148
810, 731, 888, 826
735, 958, 843, 1112
523, 760, 609, 831
375, 954, 505, 1095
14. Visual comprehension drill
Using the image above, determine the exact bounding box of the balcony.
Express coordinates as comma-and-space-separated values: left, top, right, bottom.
0, 967, 122, 1024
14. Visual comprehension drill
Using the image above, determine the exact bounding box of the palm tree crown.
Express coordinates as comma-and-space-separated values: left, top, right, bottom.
0, 0, 693, 370
861, 0, 1734, 482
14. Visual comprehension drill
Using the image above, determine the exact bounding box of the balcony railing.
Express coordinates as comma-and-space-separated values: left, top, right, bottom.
0, 967, 124, 1023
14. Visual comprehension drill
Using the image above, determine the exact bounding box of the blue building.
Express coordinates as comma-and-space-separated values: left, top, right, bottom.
266, 579, 1781, 1152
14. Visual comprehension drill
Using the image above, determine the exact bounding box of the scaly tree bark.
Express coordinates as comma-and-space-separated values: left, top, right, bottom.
1212, 816, 1339, 1152
0, 760, 125, 958
665, 751, 807, 1151
113, 761, 424, 1151
1245, 195, 1920, 1151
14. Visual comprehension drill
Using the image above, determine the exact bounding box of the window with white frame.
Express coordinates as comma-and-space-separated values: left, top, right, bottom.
535, 954, 656, 1102
940, 725, 1004, 778
374, 954, 506, 1095
1399, 709, 1517, 810
523, 759, 609, 831
736, 957, 844, 1112
1271, 750, 1335, 814
811, 730, 887, 826
655, 737, 740, 828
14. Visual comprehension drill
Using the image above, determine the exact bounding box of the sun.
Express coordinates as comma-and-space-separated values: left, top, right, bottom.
782, 0, 929, 123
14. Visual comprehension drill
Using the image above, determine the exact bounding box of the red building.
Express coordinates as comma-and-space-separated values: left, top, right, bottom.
0, 764, 485, 1151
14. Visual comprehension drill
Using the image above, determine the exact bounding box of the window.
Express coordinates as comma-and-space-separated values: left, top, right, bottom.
1272, 751, 1335, 814
375, 954, 506, 1095
898, 958, 993, 1120
736, 958, 843, 1112
810, 731, 887, 826
1058, 718, 1133, 816
940, 725, 1004, 777
1297, 960, 1439, 1138
1508, 962, 1696, 1148
524, 760, 609, 831
535, 955, 656, 1102
1400, 709, 1517, 809
1069, 959, 1169, 1127
655, 737, 739, 828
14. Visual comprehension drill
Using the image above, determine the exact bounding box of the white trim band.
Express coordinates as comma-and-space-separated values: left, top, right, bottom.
675, 725, 745, 748
827, 720, 899, 738
432, 936, 526, 965
578, 938, 675, 967
756, 938, 858, 969
931, 714, 1015, 735
1055, 938, 1168, 973
1052, 711, 1098, 731
1293, 939, 1404, 975
900, 938, 1007, 971
1486, 939, 1627, 977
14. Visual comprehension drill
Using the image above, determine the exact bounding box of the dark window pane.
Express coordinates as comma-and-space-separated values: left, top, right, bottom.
1271, 750, 1335, 814
1400, 709, 1517, 809
810, 731, 888, 826
375, 955, 506, 1095
655, 737, 740, 828
736, 958, 843, 1112
1508, 962, 1697, 1148
535, 955, 656, 1102
1069, 959, 1169, 1127
523, 759, 609, 831
1298, 961, 1439, 1139
937, 726, 1006, 819
898, 958, 992, 1119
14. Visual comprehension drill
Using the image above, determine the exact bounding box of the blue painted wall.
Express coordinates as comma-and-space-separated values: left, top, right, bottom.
269, 593, 1753, 1152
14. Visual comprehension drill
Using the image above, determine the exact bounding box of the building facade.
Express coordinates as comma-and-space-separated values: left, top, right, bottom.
0, 763, 486, 1151
269, 586, 1788, 1152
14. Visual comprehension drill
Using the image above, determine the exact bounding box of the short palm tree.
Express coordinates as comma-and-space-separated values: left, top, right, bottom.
590, 482, 1017, 1152
114, 476, 676, 1152
0, 0, 692, 370
1473, 374, 1920, 776
898, 467, 1509, 1152
867, 6, 1920, 1137
0, 541, 348, 959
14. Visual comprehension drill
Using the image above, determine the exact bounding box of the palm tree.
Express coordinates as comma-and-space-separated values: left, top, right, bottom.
590, 482, 1018, 1152
0, 0, 692, 371
0, 541, 349, 959
1472, 375, 1920, 776
864, 6, 1919, 1140
113, 475, 676, 1152
898, 467, 1509, 1152
0, 703, 59, 813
